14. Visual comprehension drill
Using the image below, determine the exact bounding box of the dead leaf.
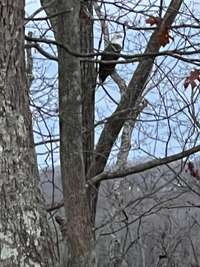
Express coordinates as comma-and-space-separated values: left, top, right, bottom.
157, 27, 173, 47
146, 16, 161, 26
184, 69, 200, 89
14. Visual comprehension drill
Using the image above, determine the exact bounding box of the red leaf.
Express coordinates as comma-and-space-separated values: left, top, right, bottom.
188, 161, 194, 171
146, 16, 161, 26
184, 69, 200, 89
186, 162, 200, 181
157, 27, 173, 47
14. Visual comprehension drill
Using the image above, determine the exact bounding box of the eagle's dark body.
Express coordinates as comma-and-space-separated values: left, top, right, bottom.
99, 37, 122, 83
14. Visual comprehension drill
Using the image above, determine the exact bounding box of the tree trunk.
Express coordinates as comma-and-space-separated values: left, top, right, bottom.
80, 1, 96, 176
57, 1, 96, 266
0, 1, 55, 266
41, 0, 96, 265
80, 0, 97, 227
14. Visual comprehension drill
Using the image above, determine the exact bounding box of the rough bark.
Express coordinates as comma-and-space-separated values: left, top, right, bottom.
0, 1, 55, 266
79, 2, 98, 231
80, 1, 96, 176
41, 0, 96, 265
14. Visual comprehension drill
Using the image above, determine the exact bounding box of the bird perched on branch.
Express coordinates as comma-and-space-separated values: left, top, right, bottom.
99, 34, 123, 83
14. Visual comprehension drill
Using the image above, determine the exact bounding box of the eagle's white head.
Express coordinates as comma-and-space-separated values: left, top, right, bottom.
111, 34, 123, 47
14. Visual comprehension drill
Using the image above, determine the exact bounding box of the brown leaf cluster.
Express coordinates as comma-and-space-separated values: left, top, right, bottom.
146, 16, 173, 47
184, 69, 200, 89
146, 16, 161, 26
157, 27, 173, 47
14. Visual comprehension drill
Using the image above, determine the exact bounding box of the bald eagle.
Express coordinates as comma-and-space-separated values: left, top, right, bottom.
99, 34, 123, 83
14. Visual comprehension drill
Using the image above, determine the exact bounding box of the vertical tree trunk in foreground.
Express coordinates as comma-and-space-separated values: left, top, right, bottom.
0, 1, 55, 266
80, 1, 96, 176
41, 1, 96, 265
57, 0, 96, 266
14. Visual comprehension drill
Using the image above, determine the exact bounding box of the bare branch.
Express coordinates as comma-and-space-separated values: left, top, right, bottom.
90, 144, 200, 184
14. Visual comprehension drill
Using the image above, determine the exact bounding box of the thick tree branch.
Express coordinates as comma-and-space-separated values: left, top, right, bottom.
89, 144, 200, 184
25, 42, 58, 61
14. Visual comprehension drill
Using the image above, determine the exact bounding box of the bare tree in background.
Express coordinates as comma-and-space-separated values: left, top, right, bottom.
17, 0, 200, 266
